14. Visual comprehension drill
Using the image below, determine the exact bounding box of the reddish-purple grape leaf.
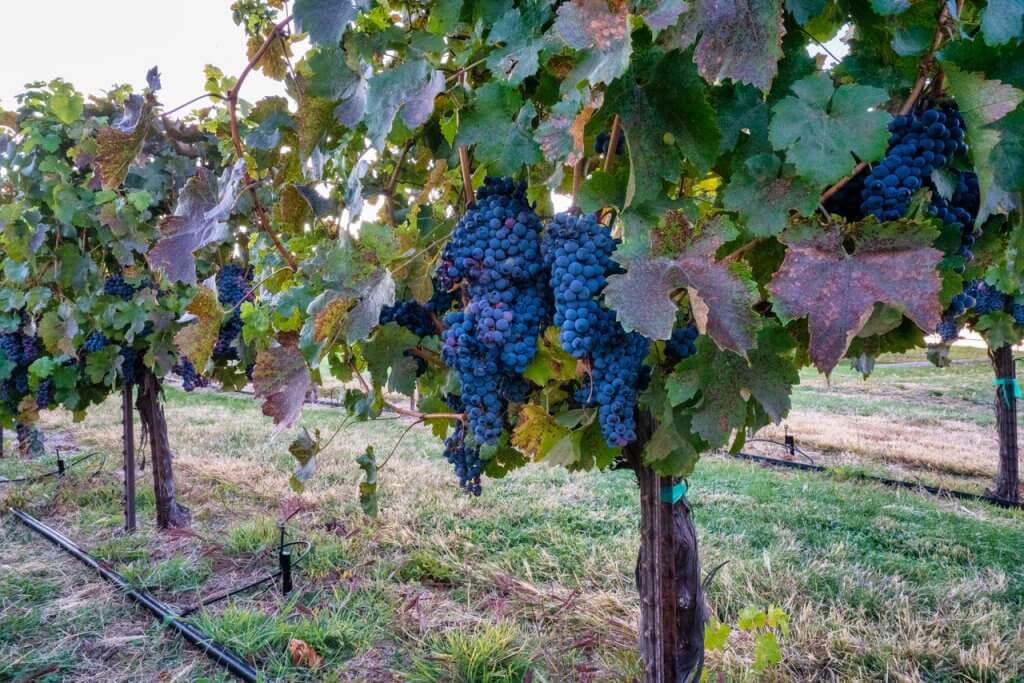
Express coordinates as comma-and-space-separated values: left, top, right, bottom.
604, 218, 759, 356
254, 332, 311, 434
666, 325, 797, 447
95, 94, 154, 190
172, 282, 224, 373
553, 0, 632, 87
691, 0, 786, 93
535, 88, 602, 167
639, 0, 690, 33
767, 218, 944, 374
148, 161, 246, 285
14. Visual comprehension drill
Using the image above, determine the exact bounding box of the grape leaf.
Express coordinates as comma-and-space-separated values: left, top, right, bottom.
638, 0, 689, 33
254, 332, 312, 434
288, 428, 320, 493
869, 0, 911, 15
39, 308, 78, 355
50, 88, 83, 125
95, 94, 154, 190
604, 219, 760, 356
344, 269, 396, 343
666, 325, 797, 447
486, 4, 550, 84
356, 447, 379, 517
147, 161, 246, 285
523, 327, 579, 385
690, 0, 786, 93
991, 105, 1024, 192
365, 59, 444, 149
769, 73, 890, 186
293, 0, 357, 46
457, 84, 542, 175
940, 62, 1024, 224
173, 283, 224, 373
977, 312, 1021, 349
981, 0, 1024, 46
554, 0, 631, 87
722, 154, 819, 236
512, 404, 571, 461
767, 218, 944, 374
644, 410, 701, 476
535, 88, 602, 167
362, 323, 419, 392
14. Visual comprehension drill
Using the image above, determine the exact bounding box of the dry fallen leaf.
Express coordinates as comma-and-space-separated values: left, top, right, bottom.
289, 639, 324, 669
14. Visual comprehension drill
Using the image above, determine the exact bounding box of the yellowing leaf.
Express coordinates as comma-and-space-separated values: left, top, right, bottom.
173, 285, 224, 372
512, 404, 570, 461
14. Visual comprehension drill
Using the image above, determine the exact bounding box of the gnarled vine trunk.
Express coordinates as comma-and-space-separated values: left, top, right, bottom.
991, 345, 1020, 502
135, 369, 190, 528
628, 411, 706, 682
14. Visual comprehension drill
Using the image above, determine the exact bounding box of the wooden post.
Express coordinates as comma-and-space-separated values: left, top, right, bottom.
136, 368, 190, 528
991, 345, 1020, 502
627, 411, 706, 682
123, 381, 137, 533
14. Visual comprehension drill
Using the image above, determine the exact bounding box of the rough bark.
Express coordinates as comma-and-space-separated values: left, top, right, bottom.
628, 411, 706, 682
135, 369, 190, 528
16, 422, 44, 458
991, 344, 1020, 502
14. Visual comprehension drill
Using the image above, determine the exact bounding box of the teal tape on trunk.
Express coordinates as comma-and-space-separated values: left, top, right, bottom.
661, 481, 687, 505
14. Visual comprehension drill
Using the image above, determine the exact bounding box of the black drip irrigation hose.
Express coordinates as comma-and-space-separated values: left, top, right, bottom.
0, 451, 106, 485
731, 451, 1024, 510
9, 508, 259, 683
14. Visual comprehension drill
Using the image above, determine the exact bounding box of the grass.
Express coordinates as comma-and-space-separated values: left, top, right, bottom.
0, 346, 1021, 681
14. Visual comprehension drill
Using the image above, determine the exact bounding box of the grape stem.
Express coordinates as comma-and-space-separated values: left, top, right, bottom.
821, 0, 956, 204
349, 360, 465, 422
378, 418, 425, 470
383, 139, 416, 227
570, 159, 584, 211
458, 145, 474, 206
226, 14, 300, 272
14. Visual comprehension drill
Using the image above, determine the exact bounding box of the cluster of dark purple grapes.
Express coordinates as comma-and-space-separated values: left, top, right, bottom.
379, 300, 436, 338
439, 177, 548, 445
213, 264, 253, 362
594, 130, 625, 156
665, 325, 700, 362
861, 106, 966, 221
0, 328, 51, 411
542, 212, 619, 358
541, 211, 650, 447
103, 273, 138, 301
441, 394, 482, 495
931, 172, 980, 273
173, 358, 208, 392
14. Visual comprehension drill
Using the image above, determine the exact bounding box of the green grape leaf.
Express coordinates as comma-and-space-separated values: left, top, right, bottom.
553, 0, 631, 87
869, 0, 911, 16
604, 219, 760, 356
768, 218, 943, 374
344, 270, 396, 343
148, 161, 246, 285
705, 619, 731, 651
753, 632, 782, 671
362, 323, 419, 392
50, 88, 83, 125
644, 410, 701, 476
293, 0, 357, 46
722, 154, 819, 236
738, 606, 767, 631
486, 4, 550, 84
976, 312, 1021, 349
245, 109, 295, 150
666, 325, 798, 447
991, 105, 1024, 192
940, 62, 1024, 224
288, 428, 320, 493
981, 0, 1024, 46
95, 95, 155, 191
769, 73, 890, 186
39, 308, 79, 355
365, 59, 445, 149
173, 283, 224, 373
254, 332, 312, 434
457, 84, 543, 176
356, 446, 379, 517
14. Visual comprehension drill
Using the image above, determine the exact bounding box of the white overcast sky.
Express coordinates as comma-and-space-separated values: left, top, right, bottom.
0, 1, 286, 110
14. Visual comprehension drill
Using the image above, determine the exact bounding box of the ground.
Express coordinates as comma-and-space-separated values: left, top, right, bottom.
1, 347, 1023, 682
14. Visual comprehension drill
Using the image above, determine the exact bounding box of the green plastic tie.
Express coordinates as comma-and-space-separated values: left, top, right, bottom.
661, 481, 687, 505
993, 377, 1022, 407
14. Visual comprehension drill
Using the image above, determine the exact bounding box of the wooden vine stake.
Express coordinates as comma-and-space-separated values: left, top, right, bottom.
597, 124, 706, 682
991, 345, 1021, 502
122, 380, 137, 533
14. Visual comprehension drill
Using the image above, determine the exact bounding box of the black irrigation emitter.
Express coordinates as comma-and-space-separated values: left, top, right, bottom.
733, 437, 1024, 510
178, 522, 311, 618
9, 508, 259, 683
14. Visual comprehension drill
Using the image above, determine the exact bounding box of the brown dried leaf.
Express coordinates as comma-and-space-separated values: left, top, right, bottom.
288, 639, 324, 669
253, 333, 311, 434
95, 95, 154, 190
314, 297, 351, 345
768, 219, 943, 374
